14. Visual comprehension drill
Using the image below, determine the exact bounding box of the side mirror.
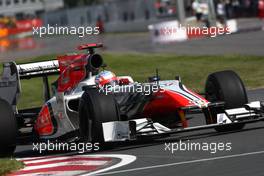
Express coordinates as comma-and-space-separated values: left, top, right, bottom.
175, 75, 181, 82
148, 76, 160, 82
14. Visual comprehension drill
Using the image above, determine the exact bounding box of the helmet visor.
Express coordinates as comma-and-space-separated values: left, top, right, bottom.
104, 79, 119, 87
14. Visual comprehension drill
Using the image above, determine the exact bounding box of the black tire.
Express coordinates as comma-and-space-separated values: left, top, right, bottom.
205, 70, 248, 132
0, 98, 17, 157
79, 88, 120, 143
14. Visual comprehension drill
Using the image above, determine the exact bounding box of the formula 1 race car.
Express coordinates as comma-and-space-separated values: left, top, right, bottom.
1, 43, 264, 157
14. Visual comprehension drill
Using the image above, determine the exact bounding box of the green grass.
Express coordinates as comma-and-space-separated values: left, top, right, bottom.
0, 53, 263, 173
7, 53, 264, 109
0, 159, 24, 176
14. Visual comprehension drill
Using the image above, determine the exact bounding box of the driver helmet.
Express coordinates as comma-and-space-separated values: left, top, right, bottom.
95, 70, 119, 88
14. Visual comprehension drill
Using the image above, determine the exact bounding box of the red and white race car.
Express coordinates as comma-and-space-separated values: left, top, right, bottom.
1, 43, 264, 156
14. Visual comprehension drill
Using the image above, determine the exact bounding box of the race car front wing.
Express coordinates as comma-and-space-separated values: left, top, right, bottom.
102, 101, 264, 142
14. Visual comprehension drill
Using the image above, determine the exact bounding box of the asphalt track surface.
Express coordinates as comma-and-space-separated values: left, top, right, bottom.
1, 30, 264, 60
15, 89, 264, 176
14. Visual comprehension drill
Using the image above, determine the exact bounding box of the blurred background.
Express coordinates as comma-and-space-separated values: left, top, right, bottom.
0, 0, 264, 58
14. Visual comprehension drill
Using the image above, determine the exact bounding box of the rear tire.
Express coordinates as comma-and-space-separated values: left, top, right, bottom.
0, 98, 17, 157
205, 70, 248, 132
79, 88, 120, 144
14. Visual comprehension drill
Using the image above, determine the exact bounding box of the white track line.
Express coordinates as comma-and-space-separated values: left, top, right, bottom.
97, 150, 264, 175
82, 154, 137, 176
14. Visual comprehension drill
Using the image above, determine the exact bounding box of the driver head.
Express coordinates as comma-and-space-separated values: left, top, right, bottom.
95, 70, 119, 88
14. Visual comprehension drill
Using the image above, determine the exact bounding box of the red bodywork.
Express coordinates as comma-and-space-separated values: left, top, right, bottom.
34, 104, 54, 136
57, 54, 88, 92
143, 89, 208, 127
35, 53, 89, 135
34, 43, 209, 136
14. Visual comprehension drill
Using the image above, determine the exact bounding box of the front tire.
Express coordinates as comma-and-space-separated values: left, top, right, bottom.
205, 70, 248, 132
79, 88, 120, 143
0, 98, 17, 157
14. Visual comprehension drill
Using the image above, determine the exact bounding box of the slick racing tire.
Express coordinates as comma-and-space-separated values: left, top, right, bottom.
0, 98, 17, 157
79, 88, 120, 144
205, 70, 248, 132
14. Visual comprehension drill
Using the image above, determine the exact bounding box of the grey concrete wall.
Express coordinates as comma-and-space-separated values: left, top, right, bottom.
41, 0, 178, 32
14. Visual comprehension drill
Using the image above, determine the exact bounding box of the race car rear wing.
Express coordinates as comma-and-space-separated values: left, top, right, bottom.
17, 60, 60, 102
0, 60, 60, 107
16, 43, 104, 79
0, 43, 104, 106
17, 60, 59, 79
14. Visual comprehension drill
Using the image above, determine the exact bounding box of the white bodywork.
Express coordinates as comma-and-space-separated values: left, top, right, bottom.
217, 101, 262, 124
102, 119, 171, 142
45, 75, 134, 139
47, 78, 210, 139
